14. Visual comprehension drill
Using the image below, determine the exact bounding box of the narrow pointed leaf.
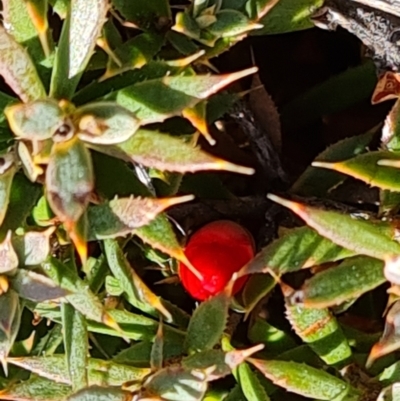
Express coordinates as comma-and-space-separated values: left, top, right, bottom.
249, 359, 358, 400
104, 239, 172, 320
248, 318, 297, 357
75, 102, 140, 145
7, 355, 151, 386
267, 194, 400, 269
239, 226, 355, 277
109, 194, 194, 229
142, 365, 208, 401
62, 304, 88, 391
25, 0, 52, 57
42, 257, 119, 330
292, 130, 375, 196
0, 161, 17, 227
0, 25, 46, 102
112, 67, 257, 123
10, 269, 69, 301
94, 129, 254, 174
284, 287, 352, 367
135, 214, 201, 276
0, 174, 42, 238
67, 386, 130, 401
296, 256, 385, 308
111, 0, 171, 30
182, 101, 216, 145
241, 274, 276, 317
46, 137, 94, 224
150, 320, 164, 371
0, 290, 21, 373
183, 346, 264, 382
185, 293, 230, 353
312, 151, 400, 191
33, 304, 185, 345
50, 0, 108, 98
246, 0, 281, 20
237, 362, 270, 401
208, 10, 263, 37
367, 300, 400, 367
0, 375, 72, 401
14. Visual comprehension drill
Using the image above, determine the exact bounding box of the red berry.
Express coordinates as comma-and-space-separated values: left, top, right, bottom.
179, 220, 255, 301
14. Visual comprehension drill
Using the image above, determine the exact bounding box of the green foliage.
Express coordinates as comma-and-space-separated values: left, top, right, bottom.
1, 0, 400, 400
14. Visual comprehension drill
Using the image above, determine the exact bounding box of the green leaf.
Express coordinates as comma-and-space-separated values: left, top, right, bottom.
5, 99, 64, 142
110, 67, 257, 124
74, 102, 140, 145
297, 255, 385, 308
379, 361, 400, 387
292, 130, 375, 196
285, 292, 352, 367
72, 61, 172, 106
111, 0, 171, 29
50, 0, 108, 98
140, 366, 208, 401
103, 33, 164, 78
255, 0, 323, 34
104, 239, 172, 320
185, 293, 230, 353
313, 151, 400, 191
249, 359, 358, 400
42, 257, 119, 330
150, 321, 164, 370
134, 214, 198, 271
114, 340, 182, 366
237, 363, 270, 401
0, 161, 17, 228
0, 25, 46, 102
240, 274, 276, 318
0, 375, 72, 401
248, 318, 297, 357
0, 92, 16, 126
12, 227, 55, 266
10, 269, 69, 301
24, 0, 52, 58
0, 174, 42, 238
208, 10, 262, 37
2, 0, 41, 43
67, 386, 130, 401
46, 137, 93, 224
7, 355, 151, 387
93, 128, 254, 174
240, 226, 355, 276
267, 195, 400, 281
107, 195, 194, 230
183, 346, 264, 382
49, 0, 69, 19
0, 290, 21, 373
166, 31, 199, 55
34, 304, 186, 346
62, 304, 88, 391
88, 195, 193, 240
